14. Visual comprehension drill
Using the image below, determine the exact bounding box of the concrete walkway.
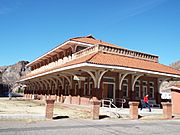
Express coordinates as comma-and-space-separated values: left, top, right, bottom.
0, 114, 45, 120
100, 107, 163, 119
0, 107, 163, 120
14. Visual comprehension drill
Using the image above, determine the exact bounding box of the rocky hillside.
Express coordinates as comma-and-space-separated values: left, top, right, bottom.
0, 61, 30, 91
170, 60, 180, 70
161, 60, 180, 91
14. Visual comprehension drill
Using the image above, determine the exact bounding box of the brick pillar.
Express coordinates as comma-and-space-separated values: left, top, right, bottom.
45, 99, 55, 119
56, 96, 60, 102
161, 102, 172, 119
171, 90, 180, 115
77, 95, 81, 105
90, 99, 101, 120
129, 101, 139, 119
60, 94, 64, 103
69, 95, 72, 104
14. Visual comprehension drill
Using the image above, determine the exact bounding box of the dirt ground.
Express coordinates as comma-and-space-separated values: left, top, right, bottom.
0, 98, 92, 119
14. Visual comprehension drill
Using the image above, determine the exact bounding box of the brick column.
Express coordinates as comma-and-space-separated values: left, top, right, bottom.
56, 96, 60, 102
129, 101, 139, 119
171, 90, 180, 115
90, 99, 101, 120
45, 99, 55, 119
60, 94, 64, 103
77, 95, 81, 105
161, 102, 172, 119
69, 95, 72, 104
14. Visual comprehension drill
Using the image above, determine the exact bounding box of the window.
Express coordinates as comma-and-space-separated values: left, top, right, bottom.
75, 83, 78, 95
122, 79, 128, 97
58, 85, 62, 96
89, 82, 93, 95
149, 82, 154, 87
135, 85, 140, 98
103, 77, 115, 82
143, 81, 147, 85
149, 81, 154, 99
122, 85, 128, 97
135, 80, 140, 98
149, 87, 154, 99
65, 84, 69, 95
142, 86, 147, 97
84, 82, 88, 96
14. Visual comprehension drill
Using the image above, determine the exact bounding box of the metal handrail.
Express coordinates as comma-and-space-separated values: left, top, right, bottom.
101, 99, 112, 107
115, 98, 126, 108
101, 98, 120, 118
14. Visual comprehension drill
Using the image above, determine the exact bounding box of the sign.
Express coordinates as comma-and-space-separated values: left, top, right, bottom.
73, 75, 86, 81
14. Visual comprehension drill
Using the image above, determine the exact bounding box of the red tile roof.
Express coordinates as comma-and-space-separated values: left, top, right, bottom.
70, 35, 123, 48
174, 85, 180, 88
63, 52, 180, 76
24, 52, 180, 79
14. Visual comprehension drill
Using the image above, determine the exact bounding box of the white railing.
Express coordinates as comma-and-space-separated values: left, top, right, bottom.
101, 98, 121, 118
99, 45, 158, 63
115, 98, 126, 109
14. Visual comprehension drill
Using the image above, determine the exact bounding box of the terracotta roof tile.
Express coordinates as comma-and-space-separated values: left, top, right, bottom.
70, 36, 122, 48
25, 52, 180, 79
174, 85, 180, 88
87, 52, 180, 75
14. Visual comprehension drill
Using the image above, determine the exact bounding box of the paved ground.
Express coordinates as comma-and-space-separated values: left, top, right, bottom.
0, 119, 180, 135
0, 98, 92, 120
100, 107, 164, 119
1, 97, 180, 120
1, 98, 180, 134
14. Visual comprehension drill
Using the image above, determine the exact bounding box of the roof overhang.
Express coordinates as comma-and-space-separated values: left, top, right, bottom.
26, 40, 94, 67
20, 62, 180, 82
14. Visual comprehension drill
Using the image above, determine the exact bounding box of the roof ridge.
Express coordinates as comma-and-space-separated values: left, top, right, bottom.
69, 34, 96, 40
85, 52, 99, 62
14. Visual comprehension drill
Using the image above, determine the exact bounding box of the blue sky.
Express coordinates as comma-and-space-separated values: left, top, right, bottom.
0, 0, 179, 66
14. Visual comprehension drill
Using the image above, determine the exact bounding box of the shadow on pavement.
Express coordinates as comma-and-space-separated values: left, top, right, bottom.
53, 116, 69, 120
138, 115, 143, 119
99, 115, 110, 119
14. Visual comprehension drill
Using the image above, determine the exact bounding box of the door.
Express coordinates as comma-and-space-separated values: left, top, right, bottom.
103, 83, 115, 100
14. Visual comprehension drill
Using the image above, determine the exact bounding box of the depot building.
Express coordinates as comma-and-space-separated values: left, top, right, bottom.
20, 35, 180, 107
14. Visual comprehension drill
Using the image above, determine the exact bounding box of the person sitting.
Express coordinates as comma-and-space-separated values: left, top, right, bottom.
140, 95, 151, 112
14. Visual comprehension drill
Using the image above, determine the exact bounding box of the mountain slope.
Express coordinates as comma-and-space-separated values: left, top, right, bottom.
0, 61, 30, 91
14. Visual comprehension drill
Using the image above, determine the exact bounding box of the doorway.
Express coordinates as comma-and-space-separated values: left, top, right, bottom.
103, 82, 115, 102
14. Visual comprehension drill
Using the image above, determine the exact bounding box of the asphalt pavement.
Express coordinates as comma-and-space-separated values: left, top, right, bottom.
0, 118, 180, 135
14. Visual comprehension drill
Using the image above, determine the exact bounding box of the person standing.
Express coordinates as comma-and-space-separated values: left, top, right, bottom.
141, 95, 151, 112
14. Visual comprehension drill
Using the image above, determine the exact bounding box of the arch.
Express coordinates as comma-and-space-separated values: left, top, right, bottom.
43, 79, 51, 89
97, 70, 109, 89
58, 74, 72, 88
34, 80, 43, 90
132, 74, 144, 91
40, 80, 48, 90
63, 72, 81, 89
81, 70, 97, 88
119, 72, 133, 90
31, 82, 37, 90
48, 78, 58, 90
51, 76, 64, 89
